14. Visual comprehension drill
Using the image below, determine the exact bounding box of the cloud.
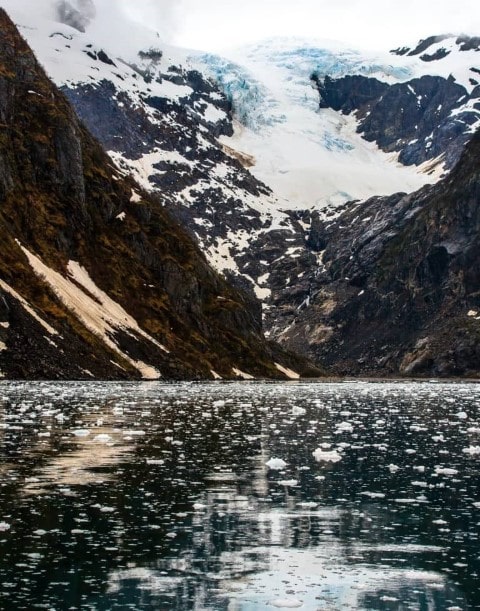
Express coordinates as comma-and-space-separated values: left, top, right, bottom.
55, 0, 96, 32
119, 0, 184, 44
2, 0, 479, 53
136, 0, 480, 51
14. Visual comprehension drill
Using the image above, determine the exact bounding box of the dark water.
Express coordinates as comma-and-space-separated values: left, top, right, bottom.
0, 381, 479, 610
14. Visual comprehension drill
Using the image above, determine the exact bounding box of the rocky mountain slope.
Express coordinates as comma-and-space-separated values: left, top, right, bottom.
8, 3, 479, 319
274, 129, 480, 377
3, 1, 480, 378
0, 9, 318, 380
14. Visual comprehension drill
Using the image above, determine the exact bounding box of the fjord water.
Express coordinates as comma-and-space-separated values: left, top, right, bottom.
0, 382, 479, 610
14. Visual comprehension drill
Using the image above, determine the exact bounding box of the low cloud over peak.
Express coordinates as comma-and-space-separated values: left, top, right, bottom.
55, 0, 96, 33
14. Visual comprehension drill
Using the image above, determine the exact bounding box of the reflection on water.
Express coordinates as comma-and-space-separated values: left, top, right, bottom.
0, 380, 479, 609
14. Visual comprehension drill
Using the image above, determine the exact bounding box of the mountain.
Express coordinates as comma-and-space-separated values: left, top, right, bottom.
3, 1, 480, 378
0, 8, 319, 380
275, 128, 480, 377
8, 4, 479, 319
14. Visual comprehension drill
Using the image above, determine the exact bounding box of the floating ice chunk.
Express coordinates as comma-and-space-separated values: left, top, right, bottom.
388, 464, 400, 473
467, 426, 480, 433
313, 448, 342, 463
433, 519, 448, 525
270, 599, 303, 608
335, 421, 353, 433
193, 503, 207, 510
456, 411, 468, 419
213, 400, 225, 408
266, 458, 287, 470
146, 459, 165, 465
434, 466, 458, 476
0, 522, 10, 531
291, 406, 306, 416
463, 446, 480, 455
360, 491, 385, 498
412, 481, 427, 487
73, 429, 90, 437
278, 479, 298, 487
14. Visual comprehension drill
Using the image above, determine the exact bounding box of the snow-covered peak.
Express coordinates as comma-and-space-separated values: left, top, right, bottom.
390, 34, 480, 92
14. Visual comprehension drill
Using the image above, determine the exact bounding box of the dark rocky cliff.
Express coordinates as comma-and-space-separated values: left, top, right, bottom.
275, 128, 480, 377
0, 9, 319, 380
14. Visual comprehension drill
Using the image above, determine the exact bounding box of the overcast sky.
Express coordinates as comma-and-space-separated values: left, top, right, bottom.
120, 0, 480, 51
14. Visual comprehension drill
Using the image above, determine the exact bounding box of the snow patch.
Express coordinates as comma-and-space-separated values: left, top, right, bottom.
232, 367, 255, 380
19, 246, 165, 379
0, 279, 58, 336
275, 363, 300, 379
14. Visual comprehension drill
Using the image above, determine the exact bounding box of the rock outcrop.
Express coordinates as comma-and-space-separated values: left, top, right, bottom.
274, 129, 480, 377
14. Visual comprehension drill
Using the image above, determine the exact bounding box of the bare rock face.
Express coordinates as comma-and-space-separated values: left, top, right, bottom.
274, 129, 480, 378
0, 9, 320, 381
316, 73, 479, 171
55, 0, 96, 32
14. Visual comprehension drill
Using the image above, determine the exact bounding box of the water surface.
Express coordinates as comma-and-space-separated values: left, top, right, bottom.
0, 381, 479, 610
